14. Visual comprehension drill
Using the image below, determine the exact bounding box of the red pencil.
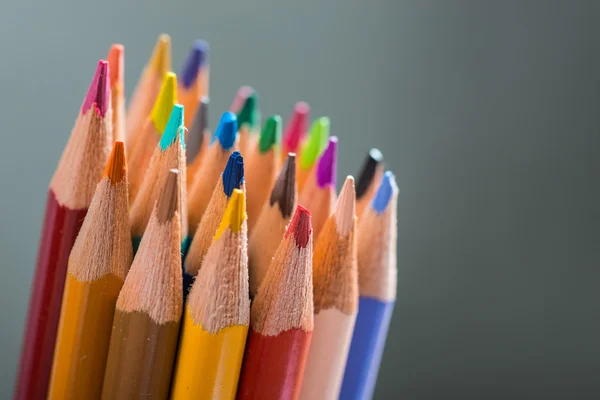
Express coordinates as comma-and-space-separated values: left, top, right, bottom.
15, 60, 113, 400
237, 206, 314, 400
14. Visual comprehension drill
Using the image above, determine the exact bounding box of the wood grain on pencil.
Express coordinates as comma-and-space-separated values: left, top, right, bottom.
101, 170, 182, 399
248, 153, 297, 297
48, 142, 131, 400
16, 60, 112, 400
299, 177, 358, 400
237, 206, 313, 400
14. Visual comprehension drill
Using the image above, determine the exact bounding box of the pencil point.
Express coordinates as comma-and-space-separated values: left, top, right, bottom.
259, 115, 282, 153
270, 153, 296, 217
230, 85, 254, 112
283, 101, 310, 152
157, 169, 180, 222
317, 137, 338, 188
215, 189, 246, 239
180, 40, 209, 89
82, 60, 110, 117
149, 34, 171, 76
223, 151, 245, 197
372, 171, 397, 214
103, 141, 126, 184
286, 206, 312, 248
300, 117, 330, 169
236, 92, 259, 130
107, 44, 124, 88
356, 149, 383, 199
159, 104, 185, 151
214, 112, 237, 150
151, 72, 178, 134
186, 97, 209, 162
335, 176, 356, 236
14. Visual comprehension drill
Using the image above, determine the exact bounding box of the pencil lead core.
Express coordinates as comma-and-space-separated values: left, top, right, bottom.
214, 112, 237, 150
151, 72, 178, 135
372, 171, 398, 214
103, 141, 126, 184
82, 60, 110, 117
300, 116, 330, 169
180, 40, 209, 89
107, 44, 124, 88
223, 151, 245, 197
259, 115, 282, 153
317, 137, 338, 188
149, 34, 171, 76
286, 205, 312, 248
159, 105, 185, 151
215, 189, 246, 239
236, 92, 260, 130
335, 176, 356, 236
356, 148, 383, 199
270, 153, 296, 217
283, 101, 310, 152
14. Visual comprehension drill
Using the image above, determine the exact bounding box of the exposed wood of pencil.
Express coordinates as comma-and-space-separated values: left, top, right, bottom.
186, 97, 209, 188
48, 142, 131, 400
130, 105, 187, 247
248, 153, 297, 297
101, 170, 182, 399
125, 34, 170, 151
355, 148, 384, 217
107, 44, 125, 143
15, 60, 112, 400
171, 189, 249, 399
340, 172, 398, 400
299, 177, 358, 400
237, 206, 313, 400
127, 72, 177, 203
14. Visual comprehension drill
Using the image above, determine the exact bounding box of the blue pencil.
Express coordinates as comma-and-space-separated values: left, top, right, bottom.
340, 171, 398, 400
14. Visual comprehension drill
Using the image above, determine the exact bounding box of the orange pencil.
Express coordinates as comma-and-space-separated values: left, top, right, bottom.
107, 44, 125, 143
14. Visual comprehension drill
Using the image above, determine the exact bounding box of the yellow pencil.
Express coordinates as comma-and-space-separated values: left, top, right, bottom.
171, 189, 249, 400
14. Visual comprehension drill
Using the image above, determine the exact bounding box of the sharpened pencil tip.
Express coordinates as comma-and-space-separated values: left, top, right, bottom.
214, 112, 237, 150
283, 102, 310, 152
82, 60, 110, 117
236, 92, 260, 130
223, 151, 245, 197
149, 34, 171, 76
107, 44, 124, 88
300, 117, 330, 169
157, 169, 179, 222
316, 137, 338, 188
335, 176, 356, 236
270, 153, 296, 217
151, 72, 178, 134
229, 86, 254, 112
356, 148, 384, 199
286, 205, 312, 248
372, 171, 398, 214
159, 104, 185, 151
215, 189, 246, 239
186, 97, 209, 163
103, 141, 126, 184
180, 40, 209, 89
259, 115, 282, 153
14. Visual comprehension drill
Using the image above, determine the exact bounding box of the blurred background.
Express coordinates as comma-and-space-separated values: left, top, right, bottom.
1, 0, 599, 398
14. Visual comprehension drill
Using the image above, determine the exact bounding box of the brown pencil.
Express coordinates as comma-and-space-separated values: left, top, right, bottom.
101, 169, 182, 399
248, 153, 297, 298
48, 142, 131, 400
186, 97, 209, 189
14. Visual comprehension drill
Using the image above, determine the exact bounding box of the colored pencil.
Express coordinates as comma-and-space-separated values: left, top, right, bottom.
299, 176, 358, 400
282, 101, 309, 159
48, 141, 131, 400
186, 96, 209, 188
248, 153, 297, 298
297, 117, 330, 191
245, 115, 282, 231
101, 169, 182, 399
130, 104, 187, 252
127, 72, 177, 203
355, 148, 384, 217
298, 136, 338, 238
187, 112, 237, 236
237, 206, 314, 400
126, 34, 171, 150
107, 44, 125, 143
171, 189, 249, 400
15, 60, 112, 400
340, 171, 398, 400
184, 151, 244, 293
229, 85, 253, 113
178, 40, 209, 128
236, 91, 260, 158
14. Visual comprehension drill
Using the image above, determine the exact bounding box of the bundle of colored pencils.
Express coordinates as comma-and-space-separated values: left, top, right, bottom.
16, 34, 398, 400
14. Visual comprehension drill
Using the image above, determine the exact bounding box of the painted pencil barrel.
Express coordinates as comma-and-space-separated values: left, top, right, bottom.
171, 309, 248, 399
101, 310, 180, 399
48, 273, 123, 399
340, 298, 395, 400
15, 192, 86, 400
237, 329, 312, 400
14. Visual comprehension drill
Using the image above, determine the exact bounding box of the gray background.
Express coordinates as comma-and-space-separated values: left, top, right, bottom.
0, 0, 599, 399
